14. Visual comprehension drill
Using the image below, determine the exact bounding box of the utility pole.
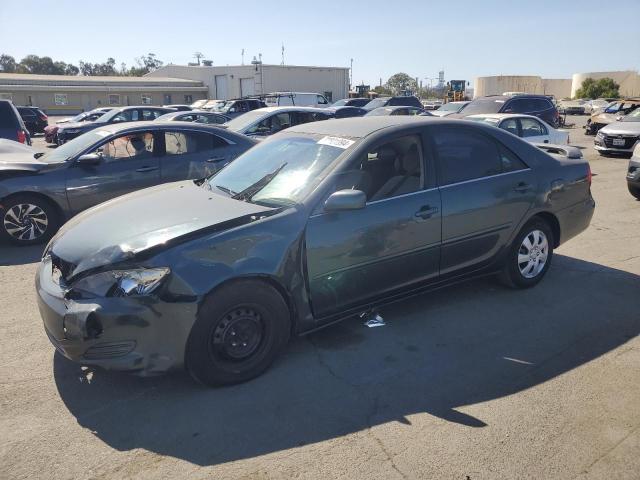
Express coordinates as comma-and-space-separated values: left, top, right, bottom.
193, 52, 204, 66
350, 58, 353, 91
241, 49, 245, 65
281, 43, 285, 65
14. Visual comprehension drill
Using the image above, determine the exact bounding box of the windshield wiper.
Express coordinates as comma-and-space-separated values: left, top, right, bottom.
232, 163, 287, 202
215, 185, 237, 196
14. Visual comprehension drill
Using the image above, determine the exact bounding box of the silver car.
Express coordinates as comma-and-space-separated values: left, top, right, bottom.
595, 109, 640, 155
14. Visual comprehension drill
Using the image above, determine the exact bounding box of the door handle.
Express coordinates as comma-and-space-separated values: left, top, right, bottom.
513, 182, 533, 193
543, 139, 549, 143
415, 205, 439, 219
206, 156, 226, 163
135, 166, 158, 173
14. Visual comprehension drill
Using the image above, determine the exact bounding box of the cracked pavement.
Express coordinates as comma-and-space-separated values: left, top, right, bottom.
0, 116, 639, 479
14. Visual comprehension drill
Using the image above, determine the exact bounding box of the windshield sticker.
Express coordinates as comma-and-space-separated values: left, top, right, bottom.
94, 130, 110, 137
317, 136, 355, 149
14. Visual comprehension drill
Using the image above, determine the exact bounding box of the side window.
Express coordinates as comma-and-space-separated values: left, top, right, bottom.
534, 99, 552, 111
111, 110, 133, 123
97, 132, 155, 162
164, 131, 227, 155
333, 135, 424, 202
432, 127, 502, 185
247, 112, 292, 135
317, 95, 328, 105
520, 118, 546, 137
506, 99, 527, 113
499, 145, 528, 173
499, 118, 519, 136
142, 109, 162, 120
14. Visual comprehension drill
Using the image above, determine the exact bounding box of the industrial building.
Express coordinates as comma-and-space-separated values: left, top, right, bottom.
145, 63, 350, 103
474, 70, 640, 99
0, 73, 208, 114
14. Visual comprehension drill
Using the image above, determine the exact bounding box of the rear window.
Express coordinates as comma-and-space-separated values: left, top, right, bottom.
0, 102, 19, 128
461, 98, 505, 115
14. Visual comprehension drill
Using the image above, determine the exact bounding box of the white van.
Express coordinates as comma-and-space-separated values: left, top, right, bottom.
263, 92, 330, 108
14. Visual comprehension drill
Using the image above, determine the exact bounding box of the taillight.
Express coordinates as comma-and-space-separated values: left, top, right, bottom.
17, 130, 26, 144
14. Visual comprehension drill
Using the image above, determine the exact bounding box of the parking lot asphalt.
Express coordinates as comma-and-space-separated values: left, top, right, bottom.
1, 115, 639, 480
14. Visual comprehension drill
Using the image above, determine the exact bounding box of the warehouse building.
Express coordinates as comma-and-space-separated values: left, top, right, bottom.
474, 70, 640, 99
0, 73, 208, 114
146, 63, 350, 103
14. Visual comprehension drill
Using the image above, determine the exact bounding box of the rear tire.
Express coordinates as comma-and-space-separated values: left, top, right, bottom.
499, 218, 554, 289
185, 280, 291, 386
0, 194, 60, 246
629, 184, 640, 200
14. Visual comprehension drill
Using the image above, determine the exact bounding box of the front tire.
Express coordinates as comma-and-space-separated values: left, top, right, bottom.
499, 218, 554, 289
185, 280, 291, 386
629, 184, 640, 200
0, 194, 60, 246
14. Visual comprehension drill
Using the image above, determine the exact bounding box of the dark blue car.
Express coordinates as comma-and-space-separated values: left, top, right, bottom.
0, 100, 31, 145
460, 95, 560, 127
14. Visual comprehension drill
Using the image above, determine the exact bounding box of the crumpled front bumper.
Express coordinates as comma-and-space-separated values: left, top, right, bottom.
36, 258, 199, 374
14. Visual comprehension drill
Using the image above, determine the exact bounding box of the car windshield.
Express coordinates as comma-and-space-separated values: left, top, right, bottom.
208, 133, 358, 206
37, 130, 109, 163
605, 103, 622, 113
622, 109, 640, 122
467, 116, 501, 125
331, 99, 348, 107
438, 103, 464, 112
225, 110, 270, 132
366, 107, 393, 116
461, 98, 505, 115
362, 98, 389, 110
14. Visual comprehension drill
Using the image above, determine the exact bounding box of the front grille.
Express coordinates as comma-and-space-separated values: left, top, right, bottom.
602, 135, 639, 149
83, 341, 136, 360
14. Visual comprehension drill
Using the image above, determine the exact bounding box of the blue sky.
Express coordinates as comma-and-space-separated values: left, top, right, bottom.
1, 0, 638, 85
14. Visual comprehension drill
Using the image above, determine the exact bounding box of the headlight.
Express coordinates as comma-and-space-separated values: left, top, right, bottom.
596, 131, 604, 139
70, 268, 170, 297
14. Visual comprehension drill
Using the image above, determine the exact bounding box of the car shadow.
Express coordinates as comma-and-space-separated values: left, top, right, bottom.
53, 255, 640, 466
0, 244, 44, 266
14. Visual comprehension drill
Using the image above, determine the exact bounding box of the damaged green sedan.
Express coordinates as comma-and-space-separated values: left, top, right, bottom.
37, 117, 595, 385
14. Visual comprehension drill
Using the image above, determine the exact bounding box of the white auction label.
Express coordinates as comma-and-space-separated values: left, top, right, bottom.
317, 136, 355, 149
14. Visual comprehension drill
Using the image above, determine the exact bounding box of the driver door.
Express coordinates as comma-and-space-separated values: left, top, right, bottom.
305, 133, 442, 319
65, 131, 161, 214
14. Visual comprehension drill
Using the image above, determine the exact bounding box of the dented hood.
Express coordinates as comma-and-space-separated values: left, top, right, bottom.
0, 140, 54, 172
49, 180, 275, 278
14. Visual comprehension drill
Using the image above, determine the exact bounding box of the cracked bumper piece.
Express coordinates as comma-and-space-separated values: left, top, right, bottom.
36, 260, 198, 374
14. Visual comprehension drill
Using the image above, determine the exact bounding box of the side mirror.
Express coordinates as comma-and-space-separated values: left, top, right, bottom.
76, 153, 102, 165
324, 189, 366, 212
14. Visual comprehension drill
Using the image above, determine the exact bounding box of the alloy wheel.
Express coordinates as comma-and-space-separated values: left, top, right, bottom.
3, 203, 49, 241
518, 229, 549, 279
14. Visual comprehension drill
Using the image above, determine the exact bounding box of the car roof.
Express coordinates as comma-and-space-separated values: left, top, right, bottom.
89, 120, 231, 134
251, 106, 333, 114
286, 116, 483, 138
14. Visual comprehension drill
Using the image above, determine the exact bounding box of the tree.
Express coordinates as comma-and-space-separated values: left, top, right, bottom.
0, 54, 17, 73
384, 72, 418, 95
373, 85, 393, 96
575, 77, 620, 99
126, 53, 163, 76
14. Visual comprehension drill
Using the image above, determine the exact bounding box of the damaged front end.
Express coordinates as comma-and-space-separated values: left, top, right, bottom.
37, 254, 198, 374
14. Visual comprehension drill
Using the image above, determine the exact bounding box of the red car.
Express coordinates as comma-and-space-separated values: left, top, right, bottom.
44, 107, 112, 144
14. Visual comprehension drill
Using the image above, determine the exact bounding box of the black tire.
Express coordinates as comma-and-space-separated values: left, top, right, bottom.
0, 194, 60, 246
629, 184, 640, 200
499, 218, 554, 289
185, 280, 291, 386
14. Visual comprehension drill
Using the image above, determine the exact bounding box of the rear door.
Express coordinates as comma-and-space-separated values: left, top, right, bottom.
65, 130, 161, 214
305, 132, 442, 318
430, 125, 535, 275
160, 128, 235, 181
